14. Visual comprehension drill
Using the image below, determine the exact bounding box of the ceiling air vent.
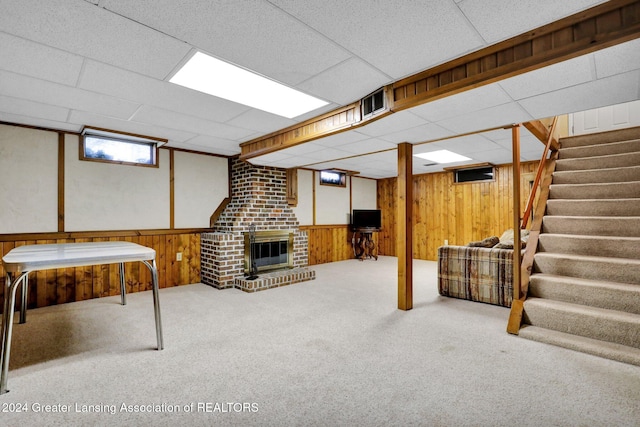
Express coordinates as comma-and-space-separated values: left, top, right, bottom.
362, 89, 385, 117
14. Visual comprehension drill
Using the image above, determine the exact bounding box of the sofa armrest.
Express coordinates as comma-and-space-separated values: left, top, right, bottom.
437, 245, 514, 307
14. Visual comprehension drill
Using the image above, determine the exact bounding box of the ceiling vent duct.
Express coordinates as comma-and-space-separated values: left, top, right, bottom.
362, 89, 385, 117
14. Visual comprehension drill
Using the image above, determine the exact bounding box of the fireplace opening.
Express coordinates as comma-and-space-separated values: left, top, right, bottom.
244, 230, 294, 274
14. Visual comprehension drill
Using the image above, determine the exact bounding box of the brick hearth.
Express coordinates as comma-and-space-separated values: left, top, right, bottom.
201, 159, 313, 291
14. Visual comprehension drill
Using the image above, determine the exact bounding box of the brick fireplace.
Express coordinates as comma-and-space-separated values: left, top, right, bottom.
201, 158, 315, 292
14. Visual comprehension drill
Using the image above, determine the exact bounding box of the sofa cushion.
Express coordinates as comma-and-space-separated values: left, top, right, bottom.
467, 236, 499, 248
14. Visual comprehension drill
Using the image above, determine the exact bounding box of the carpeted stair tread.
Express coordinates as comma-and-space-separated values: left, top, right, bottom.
519, 127, 640, 366
542, 215, 640, 237
555, 151, 640, 171
559, 127, 640, 148
552, 165, 640, 184
533, 252, 640, 284
549, 181, 640, 199
522, 297, 640, 348
537, 233, 640, 259
558, 138, 640, 159
518, 325, 640, 366
528, 273, 640, 314
545, 198, 640, 216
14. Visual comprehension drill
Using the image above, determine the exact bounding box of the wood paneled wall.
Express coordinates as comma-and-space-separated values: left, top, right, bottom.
303, 225, 380, 265
377, 161, 539, 261
303, 225, 353, 265
0, 232, 200, 311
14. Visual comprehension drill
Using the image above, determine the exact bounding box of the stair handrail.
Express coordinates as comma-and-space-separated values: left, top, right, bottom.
507, 151, 558, 334
521, 116, 559, 229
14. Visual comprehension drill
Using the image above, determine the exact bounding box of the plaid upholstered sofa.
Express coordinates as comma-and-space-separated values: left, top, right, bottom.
437, 246, 514, 307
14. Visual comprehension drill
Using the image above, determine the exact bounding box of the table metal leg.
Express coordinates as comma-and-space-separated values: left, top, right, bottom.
19, 275, 28, 324
119, 263, 126, 306
141, 260, 163, 351
1, 272, 28, 394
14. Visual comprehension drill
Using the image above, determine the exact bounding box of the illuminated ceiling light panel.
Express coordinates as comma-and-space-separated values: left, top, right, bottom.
170, 51, 328, 119
414, 149, 472, 164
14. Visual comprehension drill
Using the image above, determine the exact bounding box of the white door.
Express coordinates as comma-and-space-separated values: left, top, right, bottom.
570, 100, 640, 135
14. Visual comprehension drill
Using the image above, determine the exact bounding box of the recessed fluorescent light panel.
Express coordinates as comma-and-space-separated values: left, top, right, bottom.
414, 150, 472, 164
170, 52, 329, 118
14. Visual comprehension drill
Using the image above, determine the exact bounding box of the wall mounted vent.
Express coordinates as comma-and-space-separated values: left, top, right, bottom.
362, 89, 385, 117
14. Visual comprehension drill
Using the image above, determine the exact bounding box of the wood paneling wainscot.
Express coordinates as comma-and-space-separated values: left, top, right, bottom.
0, 232, 201, 310
377, 161, 539, 261
302, 225, 378, 265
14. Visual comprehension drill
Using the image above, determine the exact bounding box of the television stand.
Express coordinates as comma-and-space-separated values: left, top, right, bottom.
352, 228, 379, 261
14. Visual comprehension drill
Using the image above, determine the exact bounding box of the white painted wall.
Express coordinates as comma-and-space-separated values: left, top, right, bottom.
291, 171, 379, 226
65, 134, 171, 231
570, 100, 640, 135
351, 177, 377, 210
315, 173, 351, 224
292, 168, 313, 226
174, 151, 228, 228
0, 124, 58, 233
0, 125, 229, 233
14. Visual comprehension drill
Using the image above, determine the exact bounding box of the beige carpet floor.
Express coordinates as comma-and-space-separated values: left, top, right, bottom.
2, 256, 639, 426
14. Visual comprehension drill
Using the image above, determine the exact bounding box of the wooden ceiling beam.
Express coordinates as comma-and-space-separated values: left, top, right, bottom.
240, 0, 640, 161
392, 0, 640, 111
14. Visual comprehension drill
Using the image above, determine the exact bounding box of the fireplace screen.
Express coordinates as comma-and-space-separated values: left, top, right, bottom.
244, 230, 294, 274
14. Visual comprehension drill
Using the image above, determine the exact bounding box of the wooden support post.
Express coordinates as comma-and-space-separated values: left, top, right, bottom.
511, 125, 522, 301
397, 143, 413, 311
57, 132, 65, 232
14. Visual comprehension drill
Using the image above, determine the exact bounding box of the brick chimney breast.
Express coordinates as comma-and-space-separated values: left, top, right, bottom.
201, 158, 311, 291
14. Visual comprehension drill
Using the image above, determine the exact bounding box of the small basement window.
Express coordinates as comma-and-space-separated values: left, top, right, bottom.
454, 166, 495, 183
80, 127, 166, 167
319, 170, 346, 187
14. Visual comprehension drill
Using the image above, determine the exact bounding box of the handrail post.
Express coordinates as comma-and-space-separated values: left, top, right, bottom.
512, 124, 522, 301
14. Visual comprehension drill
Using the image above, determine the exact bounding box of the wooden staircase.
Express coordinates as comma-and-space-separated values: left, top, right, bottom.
518, 126, 640, 365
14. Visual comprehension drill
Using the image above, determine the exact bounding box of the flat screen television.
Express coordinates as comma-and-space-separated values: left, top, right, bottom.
351, 209, 381, 230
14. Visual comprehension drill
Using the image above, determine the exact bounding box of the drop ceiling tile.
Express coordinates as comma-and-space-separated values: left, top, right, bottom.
167, 142, 237, 157
0, 112, 81, 133
439, 101, 534, 134
267, 156, 319, 168
312, 131, 370, 148
410, 84, 513, 122
250, 151, 294, 165
78, 61, 250, 123
272, 0, 484, 79
458, 0, 607, 43
131, 106, 256, 141
381, 123, 455, 144
357, 111, 427, 137
101, 0, 351, 86
68, 110, 197, 143
180, 135, 241, 154
594, 39, 640, 79
297, 146, 353, 163
0, 32, 84, 86
225, 109, 297, 134
499, 55, 595, 100
1, 0, 190, 78
296, 58, 391, 105
465, 148, 513, 164
279, 143, 326, 157
420, 134, 501, 155
0, 95, 69, 122
339, 138, 397, 155
517, 70, 640, 118
0, 70, 140, 120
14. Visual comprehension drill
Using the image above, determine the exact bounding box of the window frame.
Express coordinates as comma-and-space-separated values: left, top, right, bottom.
319, 170, 347, 187
79, 127, 166, 168
453, 165, 495, 184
